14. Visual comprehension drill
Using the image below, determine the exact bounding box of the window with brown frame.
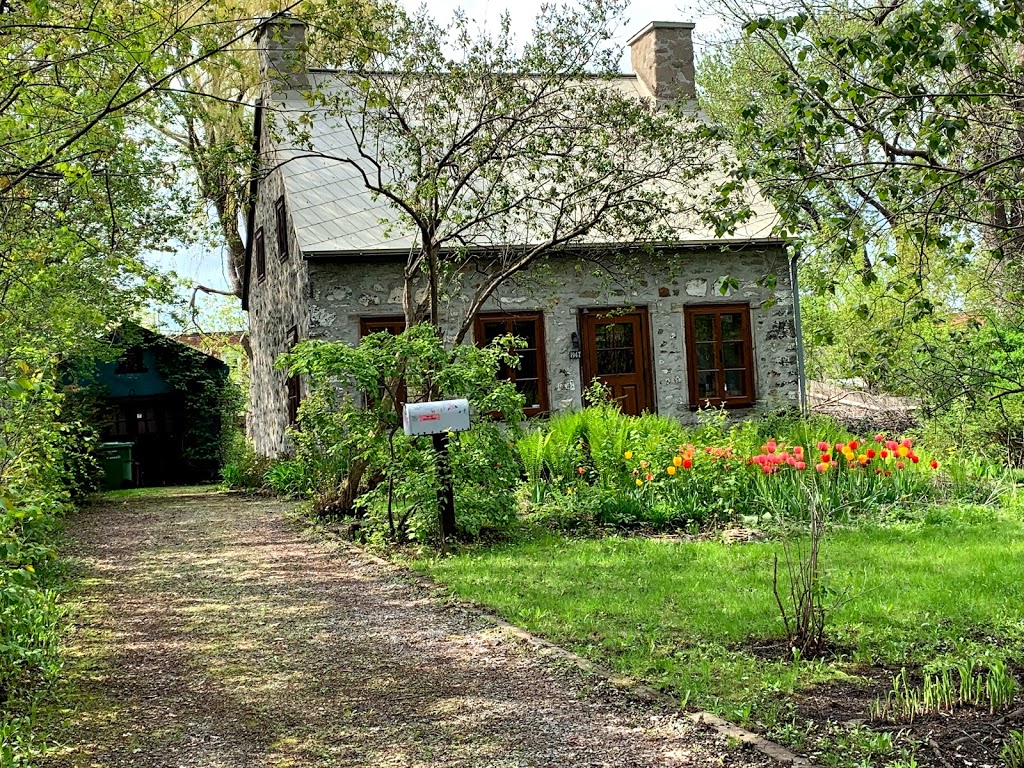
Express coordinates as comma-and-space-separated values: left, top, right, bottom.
359, 316, 407, 408
684, 304, 756, 408
255, 228, 266, 283
360, 316, 406, 337
286, 326, 300, 426
275, 197, 289, 262
474, 312, 548, 416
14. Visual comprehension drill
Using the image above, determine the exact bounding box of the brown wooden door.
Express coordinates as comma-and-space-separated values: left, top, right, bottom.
580, 309, 655, 416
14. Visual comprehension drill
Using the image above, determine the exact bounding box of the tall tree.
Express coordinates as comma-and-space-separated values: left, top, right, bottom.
277, 0, 737, 341
705, 0, 1024, 306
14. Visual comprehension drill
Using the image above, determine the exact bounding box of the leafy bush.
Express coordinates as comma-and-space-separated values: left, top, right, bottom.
53, 420, 102, 503
220, 430, 272, 491
1, 368, 71, 761
912, 313, 1024, 467
264, 459, 315, 497
279, 324, 526, 542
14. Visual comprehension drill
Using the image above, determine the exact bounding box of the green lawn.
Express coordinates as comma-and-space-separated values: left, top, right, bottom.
414, 505, 1024, 727
98, 484, 225, 500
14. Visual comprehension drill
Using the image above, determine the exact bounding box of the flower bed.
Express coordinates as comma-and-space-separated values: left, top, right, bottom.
519, 407, 975, 531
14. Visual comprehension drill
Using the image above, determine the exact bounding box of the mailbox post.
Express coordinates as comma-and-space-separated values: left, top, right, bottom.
403, 399, 471, 550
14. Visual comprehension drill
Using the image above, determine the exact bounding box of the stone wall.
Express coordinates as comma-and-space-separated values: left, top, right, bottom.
246, 151, 311, 457
304, 248, 799, 421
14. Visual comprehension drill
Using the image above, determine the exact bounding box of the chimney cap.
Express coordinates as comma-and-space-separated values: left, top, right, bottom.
626, 21, 696, 47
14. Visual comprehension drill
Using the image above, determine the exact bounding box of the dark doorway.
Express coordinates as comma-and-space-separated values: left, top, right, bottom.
580, 308, 655, 416
104, 396, 187, 486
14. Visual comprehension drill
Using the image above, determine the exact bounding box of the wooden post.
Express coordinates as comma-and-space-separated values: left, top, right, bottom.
432, 432, 457, 550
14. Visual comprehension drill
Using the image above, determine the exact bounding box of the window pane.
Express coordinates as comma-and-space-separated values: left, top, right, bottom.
518, 350, 538, 379
597, 348, 635, 375
512, 320, 537, 348
594, 322, 617, 349
721, 313, 744, 341
697, 370, 718, 399
696, 343, 716, 371
516, 379, 540, 409
722, 342, 745, 369
613, 323, 630, 348
724, 370, 747, 397
693, 315, 713, 342
483, 322, 507, 344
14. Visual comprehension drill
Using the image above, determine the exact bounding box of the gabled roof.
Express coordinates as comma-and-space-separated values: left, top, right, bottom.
259, 71, 781, 260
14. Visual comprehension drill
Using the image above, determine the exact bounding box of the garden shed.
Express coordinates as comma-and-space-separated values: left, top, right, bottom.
80, 324, 233, 487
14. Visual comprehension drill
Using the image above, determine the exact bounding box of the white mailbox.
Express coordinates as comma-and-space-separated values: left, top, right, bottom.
403, 398, 471, 436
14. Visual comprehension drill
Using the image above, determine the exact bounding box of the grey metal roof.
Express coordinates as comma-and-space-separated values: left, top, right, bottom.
264, 72, 781, 257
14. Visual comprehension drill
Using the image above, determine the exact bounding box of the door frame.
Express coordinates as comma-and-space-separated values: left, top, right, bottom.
578, 306, 656, 414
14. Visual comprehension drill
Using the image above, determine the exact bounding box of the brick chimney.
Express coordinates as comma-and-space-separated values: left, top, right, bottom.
627, 21, 696, 106
256, 13, 308, 90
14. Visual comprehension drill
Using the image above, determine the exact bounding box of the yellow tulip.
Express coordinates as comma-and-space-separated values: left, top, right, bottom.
667, 466, 677, 475
624, 451, 633, 460
673, 455, 683, 467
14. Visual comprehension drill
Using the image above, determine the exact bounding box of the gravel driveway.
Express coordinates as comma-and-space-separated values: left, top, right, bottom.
47, 489, 782, 768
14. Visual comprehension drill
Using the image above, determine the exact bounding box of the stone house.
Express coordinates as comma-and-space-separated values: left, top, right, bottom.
242, 17, 805, 457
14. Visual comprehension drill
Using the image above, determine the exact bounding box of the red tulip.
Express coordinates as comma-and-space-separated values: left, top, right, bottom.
930, 459, 939, 469
880, 449, 889, 459
821, 453, 831, 462
683, 458, 692, 469
817, 441, 829, 452
910, 455, 919, 464
849, 440, 859, 450
866, 449, 876, 459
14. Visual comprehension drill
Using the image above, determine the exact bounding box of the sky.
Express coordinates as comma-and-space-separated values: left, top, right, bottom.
146, 0, 732, 327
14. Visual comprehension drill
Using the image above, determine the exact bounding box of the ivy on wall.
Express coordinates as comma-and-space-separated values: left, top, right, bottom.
149, 336, 242, 465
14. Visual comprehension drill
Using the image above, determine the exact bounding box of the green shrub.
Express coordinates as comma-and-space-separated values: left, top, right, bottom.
264, 459, 314, 497
0, 368, 69, 765
279, 324, 527, 543
53, 420, 102, 503
220, 430, 272, 491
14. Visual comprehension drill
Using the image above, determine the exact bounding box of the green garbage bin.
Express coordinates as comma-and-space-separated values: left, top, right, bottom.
98, 442, 134, 490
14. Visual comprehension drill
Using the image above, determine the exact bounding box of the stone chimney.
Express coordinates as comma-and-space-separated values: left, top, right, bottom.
627, 21, 696, 106
256, 13, 308, 90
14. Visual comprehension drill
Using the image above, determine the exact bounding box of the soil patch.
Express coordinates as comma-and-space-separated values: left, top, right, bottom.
792, 664, 1023, 767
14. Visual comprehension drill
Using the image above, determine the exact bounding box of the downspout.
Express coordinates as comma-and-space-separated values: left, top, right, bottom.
790, 248, 808, 415
241, 98, 264, 312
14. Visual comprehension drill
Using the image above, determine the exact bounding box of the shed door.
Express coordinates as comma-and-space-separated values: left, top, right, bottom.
580, 309, 654, 416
